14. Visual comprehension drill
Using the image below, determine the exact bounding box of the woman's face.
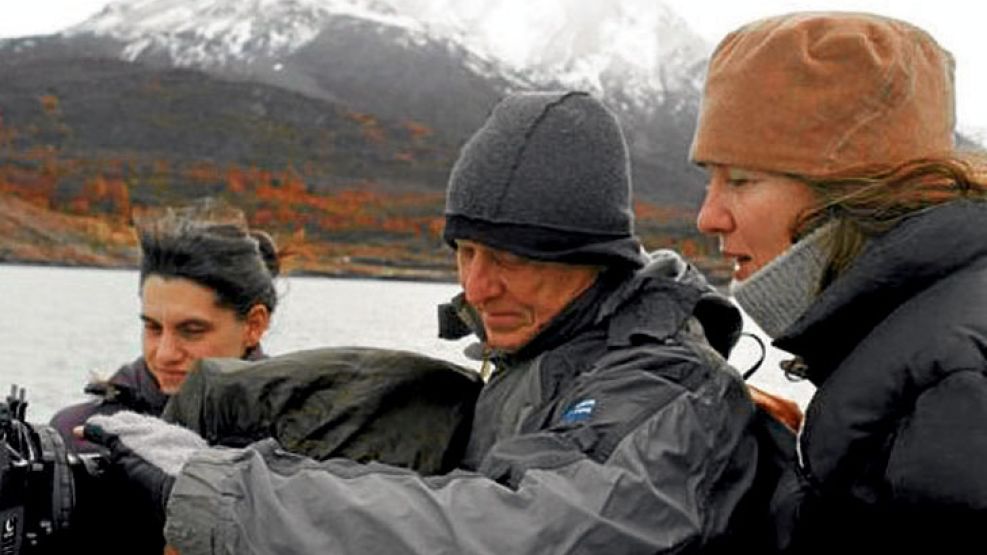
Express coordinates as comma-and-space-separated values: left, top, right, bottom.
140, 275, 269, 394
696, 165, 818, 282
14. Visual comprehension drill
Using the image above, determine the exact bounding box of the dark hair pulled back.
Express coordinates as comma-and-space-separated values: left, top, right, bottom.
137, 199, 280, 318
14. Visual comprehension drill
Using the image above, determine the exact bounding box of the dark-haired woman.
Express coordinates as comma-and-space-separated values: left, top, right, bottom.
50, 201, 281, 453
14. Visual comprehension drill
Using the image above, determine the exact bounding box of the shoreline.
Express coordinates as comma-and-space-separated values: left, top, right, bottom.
0, 257, 460, 283
0, 256, 731, 290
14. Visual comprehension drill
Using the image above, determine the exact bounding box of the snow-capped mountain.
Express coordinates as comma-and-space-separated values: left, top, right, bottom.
55, 0, 534, 141
66, 0, 710, 111
1, 0, 715, 204
394, 0, 711, 109
74, 0, 398, 66
69, 0, 470, 72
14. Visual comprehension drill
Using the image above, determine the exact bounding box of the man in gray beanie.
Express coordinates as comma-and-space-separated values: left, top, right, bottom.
79, 91, 765, 554
430, 90, 762, 552
443, 91, 645, 270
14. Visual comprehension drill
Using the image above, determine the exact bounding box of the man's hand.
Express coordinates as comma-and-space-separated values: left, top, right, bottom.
79, 411, 208, 523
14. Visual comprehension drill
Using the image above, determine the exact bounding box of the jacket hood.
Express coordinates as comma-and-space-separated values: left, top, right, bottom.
600, 249, 742, 358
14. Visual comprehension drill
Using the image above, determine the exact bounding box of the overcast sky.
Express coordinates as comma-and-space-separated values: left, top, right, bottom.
2, 0, 984, 138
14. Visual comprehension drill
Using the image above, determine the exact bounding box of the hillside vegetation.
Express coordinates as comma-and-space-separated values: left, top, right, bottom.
0, 56, 726, 282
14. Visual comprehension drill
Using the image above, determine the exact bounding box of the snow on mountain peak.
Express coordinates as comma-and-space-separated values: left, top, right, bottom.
63, 0, 711, 107
66, 0, 430, 65
386, 0, 711, 103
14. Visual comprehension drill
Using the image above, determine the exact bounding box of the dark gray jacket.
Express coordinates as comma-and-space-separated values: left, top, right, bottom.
163, 251, 758, 554
774, 201, 987, 554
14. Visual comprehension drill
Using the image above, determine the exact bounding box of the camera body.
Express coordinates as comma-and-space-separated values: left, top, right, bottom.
0, 386, 105, 555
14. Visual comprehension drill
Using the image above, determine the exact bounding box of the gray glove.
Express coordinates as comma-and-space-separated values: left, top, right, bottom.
84, 411, 207, 520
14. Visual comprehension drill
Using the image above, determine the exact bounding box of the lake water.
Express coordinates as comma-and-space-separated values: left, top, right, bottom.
0, 264, 814, 423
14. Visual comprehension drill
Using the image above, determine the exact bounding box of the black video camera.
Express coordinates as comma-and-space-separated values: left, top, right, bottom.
0, 386, 106, 555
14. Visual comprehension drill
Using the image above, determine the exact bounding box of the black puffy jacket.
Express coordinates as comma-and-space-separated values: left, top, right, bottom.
774, 201, 987, 554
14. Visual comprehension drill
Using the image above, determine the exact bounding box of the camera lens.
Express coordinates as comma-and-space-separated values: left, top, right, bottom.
33, 425, 76, 536
1, 405, 106, 554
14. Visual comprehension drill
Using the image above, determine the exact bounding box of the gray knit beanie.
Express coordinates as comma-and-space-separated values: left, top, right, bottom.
443, 91, 645, 270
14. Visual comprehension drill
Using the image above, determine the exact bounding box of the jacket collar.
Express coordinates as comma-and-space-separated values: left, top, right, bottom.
775, 201, 987, 385
599, 249, 741, 357
90, 357, 170, 414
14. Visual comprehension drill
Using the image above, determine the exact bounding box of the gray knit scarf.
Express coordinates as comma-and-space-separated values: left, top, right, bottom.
731, 222, 835, 339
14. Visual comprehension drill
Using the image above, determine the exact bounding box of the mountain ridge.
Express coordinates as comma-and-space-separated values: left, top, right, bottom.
42, 0, 712, 205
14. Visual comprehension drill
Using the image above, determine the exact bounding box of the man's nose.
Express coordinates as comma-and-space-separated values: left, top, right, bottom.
461, 251, 503, 307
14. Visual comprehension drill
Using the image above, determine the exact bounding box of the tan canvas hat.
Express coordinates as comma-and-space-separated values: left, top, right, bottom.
690, 12, 956, 176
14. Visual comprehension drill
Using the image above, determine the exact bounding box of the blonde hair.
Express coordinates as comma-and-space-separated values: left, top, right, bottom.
795, 153, 987, 287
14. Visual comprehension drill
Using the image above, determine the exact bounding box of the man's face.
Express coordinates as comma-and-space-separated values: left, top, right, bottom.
140, 275, 266, 393
455, 240, 600, 353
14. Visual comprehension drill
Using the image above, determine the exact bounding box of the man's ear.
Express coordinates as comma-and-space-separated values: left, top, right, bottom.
244, 304, 271, 347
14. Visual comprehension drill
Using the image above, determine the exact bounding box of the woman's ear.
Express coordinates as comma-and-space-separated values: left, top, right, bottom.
243, 304, 271, 347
